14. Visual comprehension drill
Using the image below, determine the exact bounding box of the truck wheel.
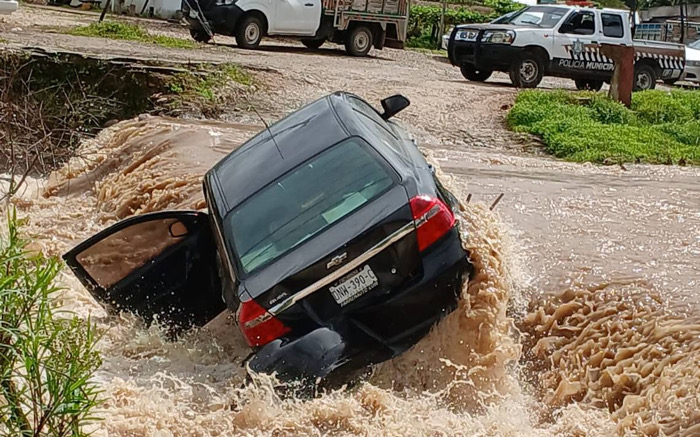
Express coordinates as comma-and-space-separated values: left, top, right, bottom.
509, 53, 544, 88
190, 28, 212, 43
345, 26, 373, 57
574, 79, 604, 91
301, 39, 325, 50
633, 64, 656, 91
236, 15, 263, 50
460, 64, 492, 82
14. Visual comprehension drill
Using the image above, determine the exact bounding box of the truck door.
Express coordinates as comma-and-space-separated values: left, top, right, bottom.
271, 0, 321, 35
553, 10, 612, 76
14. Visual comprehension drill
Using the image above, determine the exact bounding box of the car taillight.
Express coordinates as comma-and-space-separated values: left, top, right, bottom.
410, 195, 456, 251
238, 299, 290, 347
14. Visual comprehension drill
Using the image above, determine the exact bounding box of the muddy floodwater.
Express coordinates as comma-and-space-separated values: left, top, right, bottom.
5, 115, 700, 436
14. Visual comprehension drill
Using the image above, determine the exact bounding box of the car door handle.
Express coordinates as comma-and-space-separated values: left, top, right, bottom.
304, 2, 313, 5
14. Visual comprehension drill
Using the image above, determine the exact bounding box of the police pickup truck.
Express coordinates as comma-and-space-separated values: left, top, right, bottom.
447, 5, 685, 90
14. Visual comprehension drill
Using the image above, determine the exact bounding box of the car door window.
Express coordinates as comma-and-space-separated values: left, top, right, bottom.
76, 218, 186, 289
560, 11, 596, 35
602, 13, 624, 38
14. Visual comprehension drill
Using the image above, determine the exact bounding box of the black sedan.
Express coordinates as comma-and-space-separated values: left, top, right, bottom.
63, 92, 472, 384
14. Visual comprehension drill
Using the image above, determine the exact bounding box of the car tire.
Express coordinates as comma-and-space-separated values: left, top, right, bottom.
345, 26, 373, 57
509, 52, 544, 88
574, 79, 604, 91
301, 38, 325, 49
190, 28, 212, 43
236, 15, 264, 50
460, 64, 492, 82
633, 64, 657, 91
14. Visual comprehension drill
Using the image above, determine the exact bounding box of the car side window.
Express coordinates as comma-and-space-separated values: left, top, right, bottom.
602, 13, 624, 38
347, 97, 409, 159
76, 218, 187, 289
559, 11, 595, 35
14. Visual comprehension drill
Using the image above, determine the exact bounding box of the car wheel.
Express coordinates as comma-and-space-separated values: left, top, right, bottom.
301, 38, 325, 50
574, 79, 604, 91
236, 15, 263, 50
634, 64, 657, 91
345, 26, 373, 57
189, 28, 212, 43
509, 53, 544, 88
460, 64, 492, 82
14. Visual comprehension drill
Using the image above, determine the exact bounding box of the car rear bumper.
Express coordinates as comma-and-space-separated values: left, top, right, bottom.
249, 228, 470, 382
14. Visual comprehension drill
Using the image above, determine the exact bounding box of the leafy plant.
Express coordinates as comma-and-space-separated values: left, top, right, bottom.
67, 21, 197, 49
167, 63, 253, 102
0, 210, 102, 436
508, 90, 700, 165
407, 2, 525, 48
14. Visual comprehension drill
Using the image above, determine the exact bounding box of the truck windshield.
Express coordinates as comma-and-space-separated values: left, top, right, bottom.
504, 6, 569, 28
226, 138, 395, 274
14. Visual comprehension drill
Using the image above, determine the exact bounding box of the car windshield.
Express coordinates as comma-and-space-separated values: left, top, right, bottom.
689, 40, 700, 50
503, 6, 569, 28
227, 138, 395, 274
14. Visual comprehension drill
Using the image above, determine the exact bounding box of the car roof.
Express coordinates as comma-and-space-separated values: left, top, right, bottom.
525, 4, 627, 13
207, 92, 386, 211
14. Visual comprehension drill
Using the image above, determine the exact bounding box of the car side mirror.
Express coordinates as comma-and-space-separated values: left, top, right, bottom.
380, 95, 410, 120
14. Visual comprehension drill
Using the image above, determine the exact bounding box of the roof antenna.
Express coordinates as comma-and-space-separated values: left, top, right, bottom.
245, 97, 284, 159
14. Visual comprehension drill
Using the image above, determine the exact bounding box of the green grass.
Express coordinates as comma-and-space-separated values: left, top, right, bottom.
167, 63, 254, 102
67, 21, 196, 49
0, 210, 102, 435
507, 90, 700, 165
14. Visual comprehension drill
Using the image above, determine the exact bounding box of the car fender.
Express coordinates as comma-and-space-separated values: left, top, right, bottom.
236, 1, 272, 27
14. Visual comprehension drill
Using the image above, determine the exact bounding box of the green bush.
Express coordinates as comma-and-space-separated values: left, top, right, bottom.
0, 210, 102, 436
407, 1, 525, 48
67, 21, 196, 49
632, 90, 695, 124
507, 90, 700, 165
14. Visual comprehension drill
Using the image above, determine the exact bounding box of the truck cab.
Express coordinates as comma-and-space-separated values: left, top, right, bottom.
447, 5, 685, 90
183, 0, 408, 56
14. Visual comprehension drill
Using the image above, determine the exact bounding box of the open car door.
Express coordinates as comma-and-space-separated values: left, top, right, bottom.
63, 211, 226, 334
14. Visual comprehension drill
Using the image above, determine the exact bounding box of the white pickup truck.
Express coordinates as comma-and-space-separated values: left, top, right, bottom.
183, 0, 408, 56
447, 5, 685, 90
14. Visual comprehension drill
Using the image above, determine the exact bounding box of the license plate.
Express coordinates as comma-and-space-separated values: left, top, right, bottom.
189, 10, 198, 18
329, 265, 378, 307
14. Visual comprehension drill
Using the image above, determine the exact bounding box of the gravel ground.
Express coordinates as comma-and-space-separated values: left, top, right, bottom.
1, 4, 574, 153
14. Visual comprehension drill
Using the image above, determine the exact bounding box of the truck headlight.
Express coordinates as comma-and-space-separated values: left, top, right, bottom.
482, 30, 515, 44
454, 30, 478, 42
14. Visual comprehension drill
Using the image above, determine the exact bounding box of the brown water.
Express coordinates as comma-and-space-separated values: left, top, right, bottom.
5, 116, 700, 436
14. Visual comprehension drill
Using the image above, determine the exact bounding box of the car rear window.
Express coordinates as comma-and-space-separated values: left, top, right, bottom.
227, 138, 395, 274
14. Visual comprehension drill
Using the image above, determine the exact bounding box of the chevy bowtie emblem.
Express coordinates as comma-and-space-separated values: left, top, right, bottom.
327, 252, 347, 269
